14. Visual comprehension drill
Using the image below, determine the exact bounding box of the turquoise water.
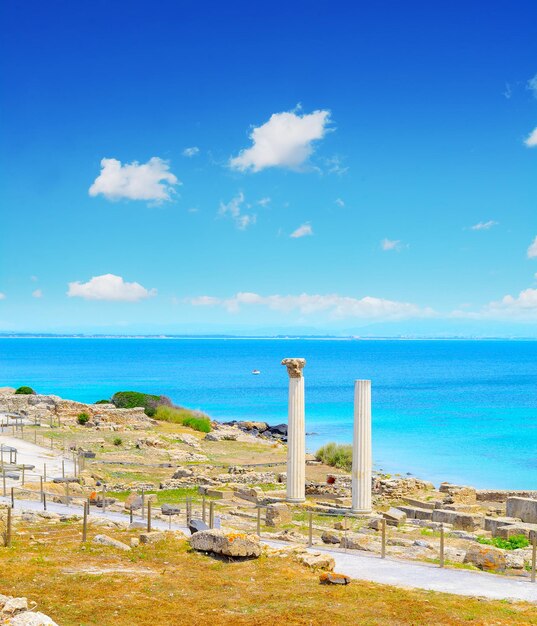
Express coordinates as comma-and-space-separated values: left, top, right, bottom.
1, 338, 536, 489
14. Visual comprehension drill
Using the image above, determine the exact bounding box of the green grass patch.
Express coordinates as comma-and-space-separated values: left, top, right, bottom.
154, 406, 211, 433
315, 441, 352, 471
107, 487, 200, 504
476, 534, 529, 550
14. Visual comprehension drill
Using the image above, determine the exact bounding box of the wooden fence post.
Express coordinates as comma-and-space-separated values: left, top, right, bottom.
308, 511, 313, 547
531, 533, 536, 583
6, 507, 12, 547
439, 523, 445, 568
209, 501, 215, 529
147, 500, 152, 532
381, 518, 386, 559
82, 502, 88, 543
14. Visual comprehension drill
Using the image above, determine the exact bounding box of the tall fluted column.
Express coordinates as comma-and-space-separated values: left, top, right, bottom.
281, 358, 306, 503
352, 379, 372, 513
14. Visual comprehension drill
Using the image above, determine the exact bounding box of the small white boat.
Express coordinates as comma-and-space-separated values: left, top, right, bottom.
252, 369, 261, 375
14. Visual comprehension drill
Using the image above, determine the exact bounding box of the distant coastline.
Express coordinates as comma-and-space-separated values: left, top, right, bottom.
1, 334, 537, 341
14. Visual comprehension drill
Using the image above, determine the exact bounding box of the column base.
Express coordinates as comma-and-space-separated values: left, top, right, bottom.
286, 497, 306, 504
351, 508, 373, 515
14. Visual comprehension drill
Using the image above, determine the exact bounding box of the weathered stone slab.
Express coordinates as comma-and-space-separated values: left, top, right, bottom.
496, 523, 537, 540
484, 516, 520, 535
189, 519, 209, 534
431, 509, 482, 531
506, 497, 537, 524
397, 505, 433, 521
382, 507, 406, 526
404, 497, 436, 510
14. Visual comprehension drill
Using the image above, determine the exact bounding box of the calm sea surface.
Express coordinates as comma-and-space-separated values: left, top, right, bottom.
0, 338, 536, 489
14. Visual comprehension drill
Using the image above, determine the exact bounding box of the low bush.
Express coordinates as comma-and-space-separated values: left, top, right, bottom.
154, 405, 211, 433
113, 437, 123, 446
476, 534, 529, 550
77, 412, 90, 425
111, 391, 172, 417
315, 442, 353, 471
15, 386, 35, 395
94, 399, 110, 404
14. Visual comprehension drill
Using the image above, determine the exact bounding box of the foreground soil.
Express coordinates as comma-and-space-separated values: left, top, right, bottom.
1, 522, 537, 626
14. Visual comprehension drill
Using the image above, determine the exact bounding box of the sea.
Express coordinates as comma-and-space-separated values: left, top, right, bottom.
0, 337, 536, 490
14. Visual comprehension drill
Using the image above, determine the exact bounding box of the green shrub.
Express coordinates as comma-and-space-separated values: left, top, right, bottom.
315, 442, 353, 471
154, 405, 211, 433
77, 412, 90, 425
94, 399, 110, 404
113, 437, 123, 446
111, 391, 171, 417
15, 386, 35, 395
476, 534, 529, 550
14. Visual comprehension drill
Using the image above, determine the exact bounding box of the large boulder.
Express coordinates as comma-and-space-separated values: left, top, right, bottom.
189, 529, 261, 558
506, 497, 537, 524
464, 546, 506, 571
321, 530, 341, 545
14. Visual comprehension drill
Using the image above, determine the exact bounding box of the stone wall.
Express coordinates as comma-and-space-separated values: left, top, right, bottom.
0, 390, 154, 429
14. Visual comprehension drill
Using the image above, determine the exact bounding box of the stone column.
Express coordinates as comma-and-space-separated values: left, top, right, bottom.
281, 358, 306, 503
352, 379, 372, 513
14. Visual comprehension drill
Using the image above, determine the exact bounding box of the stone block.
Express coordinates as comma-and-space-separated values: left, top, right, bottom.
205, 489, 232, 500
397, 505, 433, 520
506, 497, 537, 524
320, 572, 351, 585
495, 523, 537, 540
484, 516, 520, 536
404, 497, 436, 510
382, 507, 407, 526
431, 509, 483, 531
439, 483, 477, 504
265, 503, 292, 527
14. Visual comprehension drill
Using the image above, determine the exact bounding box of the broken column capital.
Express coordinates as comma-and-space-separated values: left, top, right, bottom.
281, 358, 306, 378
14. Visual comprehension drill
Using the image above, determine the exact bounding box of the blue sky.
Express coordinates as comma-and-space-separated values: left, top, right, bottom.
1, 0, 536, 336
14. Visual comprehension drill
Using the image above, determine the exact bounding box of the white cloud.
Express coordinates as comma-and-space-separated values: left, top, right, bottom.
32, 289, 43, 298
335, 198, 345, 207
67, 274, 156, 302
470, 220, 498, 231
189, 291, 434, 320
219, 192, 256, 230
229, 109, 331, 172
182, 147, 199, 157
503, 83, 512, 99
257, 197, 271, 207
89, 157, 179, 202
290, 223, 313, 238
527, 236, 537, 258
381, 238, 404, 251
527, 74, 537, 98
524, 127, 537, 148
0, 293, 5, 300
324, 155, 348, 176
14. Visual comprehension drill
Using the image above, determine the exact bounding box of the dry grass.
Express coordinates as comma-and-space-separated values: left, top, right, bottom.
1, 520, 537, 626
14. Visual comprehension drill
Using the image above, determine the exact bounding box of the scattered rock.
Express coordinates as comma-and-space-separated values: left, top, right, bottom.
296, 552, 335, 571
139, 531, 167, 544
9, 612, 59, 625
319, 572, 351, 585
464, 546, 506, 571
2, 597, 28, 615
92, 534, 131, 551
265, 503, 292, 527
321, 530, 341, 545
383, 508, 407, 527
340, 533, 380, 552
189, 529, 261, 558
